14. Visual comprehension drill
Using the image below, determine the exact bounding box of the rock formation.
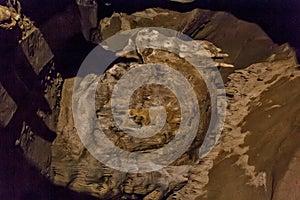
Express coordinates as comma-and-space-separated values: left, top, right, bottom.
0, 2, 299, 200
52, 7, 300, 200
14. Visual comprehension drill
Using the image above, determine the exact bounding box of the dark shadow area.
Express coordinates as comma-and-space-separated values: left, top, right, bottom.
0, 126, 98, 200
58, 33, 97, 79
0, 33, 97, 200
0, 45, 56, 142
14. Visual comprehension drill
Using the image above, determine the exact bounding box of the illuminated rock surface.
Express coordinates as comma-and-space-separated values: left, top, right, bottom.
0, 4, 299, 200
50, 8, 300, 200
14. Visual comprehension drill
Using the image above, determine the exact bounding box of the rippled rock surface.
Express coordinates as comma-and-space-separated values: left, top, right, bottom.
46, 7, 300, 200
3, 6, 299, 200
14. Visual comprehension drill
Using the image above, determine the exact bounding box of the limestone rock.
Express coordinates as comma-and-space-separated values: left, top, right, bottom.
0, 83, 17, 128
3, 5, 299, 200
20, 28, 54, 74
51, 27, 232, 198
50, 7, 300, 200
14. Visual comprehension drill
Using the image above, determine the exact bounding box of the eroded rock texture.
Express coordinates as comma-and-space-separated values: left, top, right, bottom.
51, 30, 231, 199
47, 7, 300, 200
2, 5, 300, 200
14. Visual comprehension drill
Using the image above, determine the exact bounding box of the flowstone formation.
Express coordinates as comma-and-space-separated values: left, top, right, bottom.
51, 28, 231, 199
171, 43, 300, 200
49, 7, 300, 199
1, 3, 300, 199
